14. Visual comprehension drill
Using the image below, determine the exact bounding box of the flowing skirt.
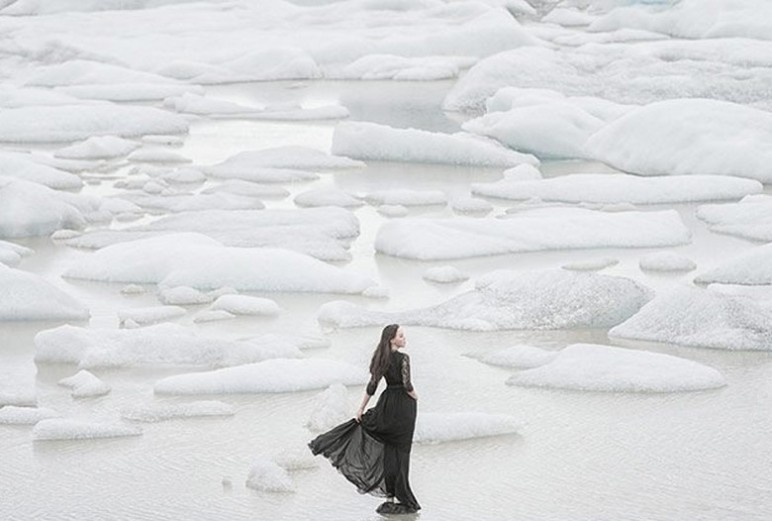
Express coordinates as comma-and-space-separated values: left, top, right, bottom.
308, 387, 420, 512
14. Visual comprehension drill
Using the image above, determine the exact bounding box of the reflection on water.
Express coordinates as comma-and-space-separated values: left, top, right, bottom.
2, 80, 772, 521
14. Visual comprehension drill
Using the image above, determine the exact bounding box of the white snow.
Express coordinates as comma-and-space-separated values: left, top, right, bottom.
164, 93, 348, 120
694, 244, 772, 286
586, 100, 772, 182
246, 457, 295, 493
543, 8, 596, 27
639, 252, 696, 272
331, 55, 471, 81
210, 295, 281, 317
377, 205, 409, 218
375, 208, 690, 260
158, 286, 213, 305
118, 305, 187, 326
202, 181, 289, 199
306, 383, 350, 433
332, 122, 538, 167
121, 284, 146, 295
0, 390, 36, 407
121, 401, 235, 422
34, 323, 304, 368
365, 189, 447, 207
472, 174, 762, 205
204, 147, 363, 179
57, 83, 203, 102
54, 136, 140, 159
33, 419, 142, 441
127, 149, 191, 163
0, 105, 188, 143
0, 406, 60, 425
294, 188, 363, 208
64, 233, 374, 293
319, 269, 652, 331
0, 240, 33, 267
154, 359, 368, 395
0, 264, 89, 321
0, 152, 83, 189
450, 197, 493, 216
273, 449, 319, 471
610, 286, 772, 351
414, 412, 522, 444
697, 196, 772, 242
562, 257, 618, 272
423, 266, 469, 284
58, 370, 111, 398
115, 191, 264, 213
193, 310, 235, 323
465, 345, 558, 369
506, 343, 726, 392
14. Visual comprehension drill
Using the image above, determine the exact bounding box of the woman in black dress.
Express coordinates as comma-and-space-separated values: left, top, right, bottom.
308, 324, 421, 515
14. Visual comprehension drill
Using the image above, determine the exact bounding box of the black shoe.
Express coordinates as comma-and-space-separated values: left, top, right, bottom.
376, 502, 418, 515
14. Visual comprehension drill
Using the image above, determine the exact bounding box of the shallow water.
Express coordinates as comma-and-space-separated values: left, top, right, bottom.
2, 79, 772, 521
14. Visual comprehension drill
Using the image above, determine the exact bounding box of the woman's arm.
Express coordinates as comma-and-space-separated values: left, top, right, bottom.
401, 354, 418, 401
357, 372, 379, 421
356, 393, 371, 422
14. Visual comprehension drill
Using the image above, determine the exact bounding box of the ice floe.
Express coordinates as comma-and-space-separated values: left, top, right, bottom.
465, 345, 558, 369
121, 401, 235, 422
158, 286, 213, 305
0, 152, 83, 189
294, 188, 363, 208
202, 180, 289, 199
193, 310, 235, 323
118, 305, 187, 326
414, 412, 522, 444
472, 174, 762, 205
164, 93, 348, 120
246, 457, 295, 493
0, 240, 33, 267
127, 149, 191, 163
332, 122, 538, 167
204, 147, 363, 179
0, 406, 60, 425
58, 370, 111, 398
64, 233, 373, 293
694, 244, 772, 286
562, 257, 618, 272
53, 136, 140, 159
319, 269, 652, 331
375, 208, 690, 260
365, 189, 447, 207
0, 264, 88, 321
306, 384, 350, 433
330, 55, 472, 81
114, 191, 264, 213
506, 344, 726, 392
697, 195, 772, 242
423, 266, 469, 284
34, 323, 304, 368
610, 286, 772, 351
154, 359, 368, 395
0, 390, 36, 407
450, 197, 493, 216
210, 295, 280, 316
377, 205, 409, 218
639, 252, 696, 272
33, 419, 142, 441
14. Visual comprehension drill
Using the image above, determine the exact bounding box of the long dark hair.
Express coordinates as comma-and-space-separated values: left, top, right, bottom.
369, 324, 399, 378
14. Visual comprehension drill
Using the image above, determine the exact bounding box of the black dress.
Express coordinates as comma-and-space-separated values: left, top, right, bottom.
308, 350, 420, 513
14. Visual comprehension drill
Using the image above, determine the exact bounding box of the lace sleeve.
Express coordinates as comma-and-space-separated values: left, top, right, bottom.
400, 354, 414, 392
366, 373, 379, 396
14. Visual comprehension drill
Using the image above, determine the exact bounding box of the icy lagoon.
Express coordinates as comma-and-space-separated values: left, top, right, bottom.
2, 1, 772, 520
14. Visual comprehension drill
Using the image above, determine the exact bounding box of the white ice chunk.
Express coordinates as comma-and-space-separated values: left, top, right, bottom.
0, 105, 188, 143
116, 191, 264, 213
0, 152, 83, 189
246, 457, 295, 493
154, 359, 368, 395
158, 286, 213, 305
64, 233, 373, 293
34, 323, 303, 368
164, 93, 348, 120
33, 419, 142, 441
58, 370, 111, 398
25, 59, 183, 87
375, 208, 690, 260
331, 54, 469, 81
543, 8, 596, 26
562, 257, 618, 272
423, 266, 469, 284
273, 449, 319, 471
54, 136, 140, 160
465, 345, 557, 369
506, 344, 726, 392
0, 240, 33, 267
639, 252, 696, 272
127, 149, 191, 163
202, 180, 289, 199
0, 390, 37, 407
450, 197, 493, 215
377, 205, 409, 218
210, 295, 280, 317
610, 286, 772, 351
205, 147, 363, 177
118, 305, 187, 326
332, 121, 538, 167
472, 174, 762, 205
193, 310, 236, 323
586, 99, 772, 183
697, 197, 772, 242
362, 286, 390, 299
365, 189, 447, 207
57, 83, 204, 102
306, 383, 350, 433
121, 401, 235, 422
319, 269, 652, 331
121, 284, 146, 295
414, 412, 521, 444
158, 167, 206, 184
0, 406, 60, 425
0, 264, 88, 321
294, 188, 363, 208
694, 244, 772, 286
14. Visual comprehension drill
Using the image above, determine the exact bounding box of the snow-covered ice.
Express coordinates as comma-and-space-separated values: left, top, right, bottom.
694, 244, 772, 286
450, 197, 493, 216
246, 457, 295, 493
506, 344, 726, 392
158, 286, 213, 305
697, 196, 772, 242
306, 384, 350, 433
0, 406, 60, 425
33, 419, 142, 441
365, 189, 447, 207
562, 257, 618, 272
465, 345, 558, 369
210, 295, 281, 317
0, 390, 36, 407
423, 266, 469, 284
121, 401, 235, 422
202, 180, 289, 199
127, 149, 191, 163
377, 205, 409, 218
294, 188, 363, 208
117, 306, 187, 326
54, 136, 140, 159
0, 240, 33, 267
0, 264, 88, 321
58, 370, 111, 398
0, 152, 83, 189
164, 93, 348, 120
204, 147, 363, 179
639, 252, 696, 272
414, 412, 522, 444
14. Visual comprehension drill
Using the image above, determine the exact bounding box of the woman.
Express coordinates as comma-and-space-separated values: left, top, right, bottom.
308, 324, 421, 515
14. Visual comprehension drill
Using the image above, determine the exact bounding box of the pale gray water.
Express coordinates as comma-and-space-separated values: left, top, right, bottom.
2, 79, 772, 521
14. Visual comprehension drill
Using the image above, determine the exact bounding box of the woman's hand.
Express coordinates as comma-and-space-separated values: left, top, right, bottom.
408, 390, 418, 401
355, 408, 364, 422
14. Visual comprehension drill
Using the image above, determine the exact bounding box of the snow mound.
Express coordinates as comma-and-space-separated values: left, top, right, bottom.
375, 208, 689, 260
414, 412, 521, 444
319, 269, 652, 331
423, 266, 469, 284
158, 286, 213, 305
202, 180, 289, 199
697, 196, 772, 242
121, 401, 235, 422
54, 136, 140, 159
194, 310, 235, 323
0, 406, 60, 425
365, 189, 447, 207
377, 205, 409, 218
294, 188, 362, 208
610, 286, 772, 351
118, 305, 186, 326
0, 105, 188, 143
164, 93, 348, 120
154, 359, 368, 395
450, 197, 493, 215
33, 419, 142, 441
0, 390, 36, 407
246, 457, 295, 493
205, 147, 363, 177
332, 121, 538, 167
64, 233, 373, 293
128, 149, 190, 163
0, 264, 88, 321
210, 295, 280, 316
306, 383, 350, 433
472, 174, 762, 204
639, 252, 696, 272
586, 100, 772, 183
273, 449, 319, 471
562, 257, 618, 272
58, 370, 111, 398
0, 152, 83, 189
507, 343, 726, 392
0, 240, 33, 267
465, 345, 558, 369
694, 244, 772, 286
34, 323, 303, 368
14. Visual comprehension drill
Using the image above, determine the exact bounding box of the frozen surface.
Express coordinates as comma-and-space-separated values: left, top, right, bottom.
610, 286, 772, 350
639, 252, 696, 272
294, 188, 362, 208
33, 419, 142, 441
117, 305, 187, 326
154, 359, 368, 394
0, 406, 60, 425
306, 383, 350, 433
58, 370, 111, 398
465, 345, 558, 369
414, 412, 522, 444
0, 152, 83, 189
210, 295, 281, 316
423, 266, 469, 284
164, 93, 348, 120
507, 344, 727, 392
562, 257, 618, 272
697, 196, 772, 242
0, 264, 88, 321
319, 269, 652, 331
694, 244, 772, 286
365, 189, 447, 207
0, 240, 32, 267
246, 457, 295, 493
375, 208, 690, 260
121, 401, 235, 422
54, 136, 140, 159
205, 147, 363, 174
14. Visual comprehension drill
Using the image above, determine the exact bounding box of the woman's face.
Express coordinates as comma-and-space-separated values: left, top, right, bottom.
391, 327, 406, 348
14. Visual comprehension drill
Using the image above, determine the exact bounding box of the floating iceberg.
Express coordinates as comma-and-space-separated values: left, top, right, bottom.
465, 345, 558, 369
639, 252, 696, 272
414, 412, 522, 444
0, 406, 60, 425
319, 269, 652, 331
0, 264, 88, 321
694, 244, 772, 285
294, 188, 363, 208
697, 196, 772, 242
33, 419, 142, 441
0, 152, 83, 189
211, 295, 281, 317
506, 344, 726, 392
58, 370, 111, 398
423, 266, 469, 284
54, 136, 140, 160
246, 457, 295, 493
121, 401, 235, 422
